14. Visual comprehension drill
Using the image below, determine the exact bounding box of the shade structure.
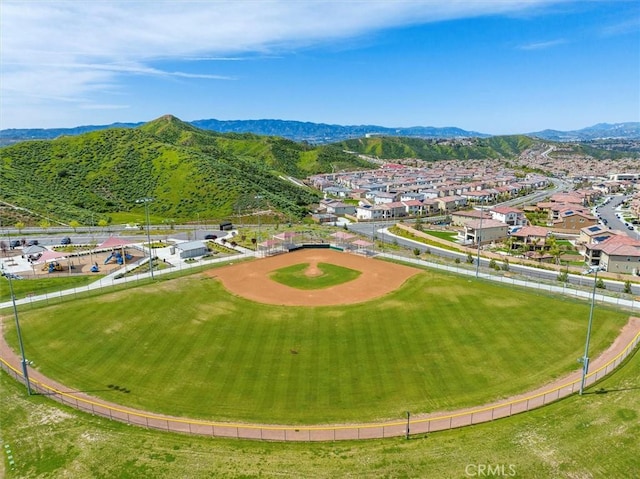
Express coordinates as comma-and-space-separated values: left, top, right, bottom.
273, 232, 298, 241
35, 250, 68, 264
98, 236, 135, 249
22, 244, 47, 255
352, 239, 373, 247
330, 231, 356, 241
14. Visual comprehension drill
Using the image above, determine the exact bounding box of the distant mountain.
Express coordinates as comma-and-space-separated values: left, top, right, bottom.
0, 122, 143, 145
3, 118, 638, 147
0, 118, 488, 146
529, 122, 640, 141
191, 119, 490, 143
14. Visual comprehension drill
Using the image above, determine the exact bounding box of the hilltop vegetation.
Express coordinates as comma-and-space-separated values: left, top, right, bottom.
339, 135, 536, 161
0, 116, 372, 225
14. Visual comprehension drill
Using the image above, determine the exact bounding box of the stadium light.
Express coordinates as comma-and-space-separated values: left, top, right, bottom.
136, 197, 155, 279
579, 264, 605, 395
1, 261, 32, 395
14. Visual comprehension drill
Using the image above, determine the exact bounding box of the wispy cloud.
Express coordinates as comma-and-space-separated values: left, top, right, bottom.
0, 0, 570, 127
600, 17, 640, 37
79, 104, 131, 111
518, 39, 567, 50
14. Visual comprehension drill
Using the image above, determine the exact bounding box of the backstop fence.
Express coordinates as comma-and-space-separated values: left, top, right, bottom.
1, 329, 638, 442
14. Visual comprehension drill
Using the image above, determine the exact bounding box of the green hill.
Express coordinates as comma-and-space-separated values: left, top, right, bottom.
338, 135, 536, 161
0, 116, 373, 226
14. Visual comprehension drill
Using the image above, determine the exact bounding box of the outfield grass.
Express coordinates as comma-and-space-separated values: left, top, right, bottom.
1, 350, 637, 478
3, 267, 628, 425
270, 262, 361, 289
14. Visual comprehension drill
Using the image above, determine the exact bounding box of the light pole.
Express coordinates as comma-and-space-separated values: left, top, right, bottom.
580, 265, 604, 395
2, 263, 32, 395
254, 195, 263, 246
136, 198, 155, 280
475, 198, 485, 278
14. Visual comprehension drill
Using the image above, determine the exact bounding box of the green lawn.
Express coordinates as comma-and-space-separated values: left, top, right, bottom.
270, 262, 361, 289
3, 267, 628, 425
1, 350, 637, 478
1, 275, 99, 302
424, 229, 458, 241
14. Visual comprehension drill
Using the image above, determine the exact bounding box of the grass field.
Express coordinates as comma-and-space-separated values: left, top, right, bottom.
270, 262, 361, 289
1, 275, 99, 302
1, 350, 637, 478
3, 266, 628, 425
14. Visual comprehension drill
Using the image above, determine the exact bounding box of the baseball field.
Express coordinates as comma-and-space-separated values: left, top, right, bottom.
2, 250, 630, 425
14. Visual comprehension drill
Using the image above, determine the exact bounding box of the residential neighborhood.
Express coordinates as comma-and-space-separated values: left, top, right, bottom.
307, 160, 640, 275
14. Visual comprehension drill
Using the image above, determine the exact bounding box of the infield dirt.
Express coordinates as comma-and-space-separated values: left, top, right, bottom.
210, 249, 419, 306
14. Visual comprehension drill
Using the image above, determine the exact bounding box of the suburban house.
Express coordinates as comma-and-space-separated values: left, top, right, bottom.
435, 195, 467, 213
584, 235, 640, 274
322, 186, 352, 198
551, 209, 597, 233
490, 206, 527, 226
355, 205, 386, 221
318, 199, 356, 216
509, 226, 550, 251
463, 219, 509, 245
371, 192, 398, 204
578, 225, 616, 245
451, 209, 492, 227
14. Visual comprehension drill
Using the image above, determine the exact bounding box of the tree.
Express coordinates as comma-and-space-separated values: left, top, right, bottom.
466, 253, 474, 264
557, 270, 568, 283
623, 280, 632, 294
98, 219, 108, 232
15, 221, 25, 234
489, 258, 498, 270
69, 220, 80, 232
414, 216, 424, 232
413, 248, 421, 257
501, 259, 510, 271
39, 219, 51, 230
596, 278, 605, 290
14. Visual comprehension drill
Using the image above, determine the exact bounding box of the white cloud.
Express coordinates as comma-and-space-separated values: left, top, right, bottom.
518, 39, 567, 50
0, 0, 569, 127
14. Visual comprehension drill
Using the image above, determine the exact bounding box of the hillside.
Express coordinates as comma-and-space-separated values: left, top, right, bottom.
0, 116, 372, 226
338, 135, 537, 161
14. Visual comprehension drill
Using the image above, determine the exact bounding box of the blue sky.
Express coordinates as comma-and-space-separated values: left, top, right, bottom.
1, 0, 638, 134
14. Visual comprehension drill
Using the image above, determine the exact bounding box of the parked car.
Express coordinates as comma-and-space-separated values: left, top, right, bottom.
204, 234, 217, 240
26, 239, 39, 246
61, 237, 71, 245
10, 240, 21, 249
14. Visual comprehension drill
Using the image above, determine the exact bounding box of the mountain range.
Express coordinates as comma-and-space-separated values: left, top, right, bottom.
1, 119, 638, 146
